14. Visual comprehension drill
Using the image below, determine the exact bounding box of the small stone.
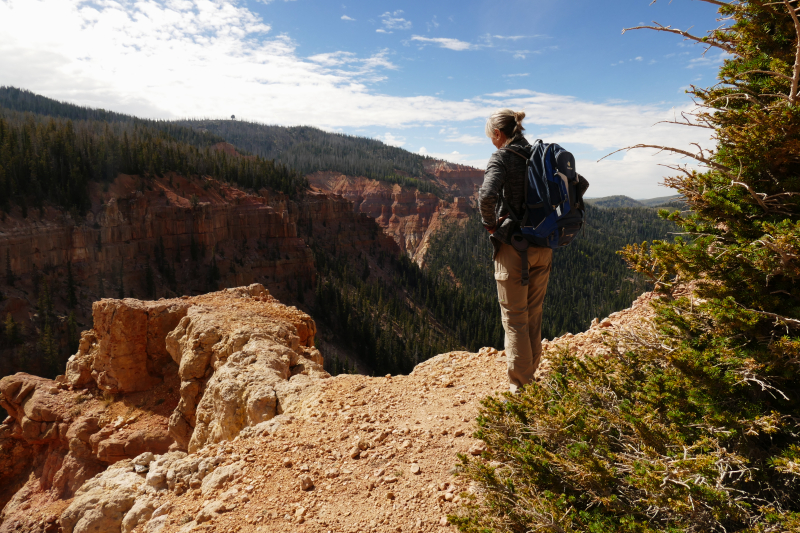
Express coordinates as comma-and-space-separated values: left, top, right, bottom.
400, 440, 411, 449
349, 447, 361, 459
282, 458, 293, 468
299, 464, 310, 472
454, 429, 464, 437
386, 491, 395, 500
299, 475, 314, 491
410, 464, 421, 475
196, 501, 227, 523
439, 516, 449, 526
468, 442, 486, 456
444, 492, 454, 502
326, 468, 340, 479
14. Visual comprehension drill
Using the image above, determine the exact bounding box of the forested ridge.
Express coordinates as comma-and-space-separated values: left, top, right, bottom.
175, 119, 433, 183
0, 104, 308, 215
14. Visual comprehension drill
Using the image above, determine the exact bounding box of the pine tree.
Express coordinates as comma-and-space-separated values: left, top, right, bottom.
66, 311, 79, 355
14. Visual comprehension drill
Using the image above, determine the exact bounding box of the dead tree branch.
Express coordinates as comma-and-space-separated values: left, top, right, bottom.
622, 22, 734, 53
784, 0, 800, 103
599, 144, 731, 172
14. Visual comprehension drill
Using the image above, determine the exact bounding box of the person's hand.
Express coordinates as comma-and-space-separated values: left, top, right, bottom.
484, 215, 507, 235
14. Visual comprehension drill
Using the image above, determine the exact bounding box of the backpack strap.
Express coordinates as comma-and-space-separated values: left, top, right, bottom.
499, 146, 532, 226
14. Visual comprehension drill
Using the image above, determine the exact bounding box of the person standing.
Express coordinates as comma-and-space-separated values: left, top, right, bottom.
478, 109, 553, 393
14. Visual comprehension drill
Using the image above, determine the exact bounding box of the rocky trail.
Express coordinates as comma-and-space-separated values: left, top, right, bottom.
0, 286, 654, 533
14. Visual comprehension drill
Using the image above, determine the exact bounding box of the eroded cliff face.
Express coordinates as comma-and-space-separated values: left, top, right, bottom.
0, 284, 326, 532
306, 170, 475, 264
0, 173, 313, 301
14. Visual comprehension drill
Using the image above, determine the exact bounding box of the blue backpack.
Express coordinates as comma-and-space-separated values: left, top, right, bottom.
504, 140, 588, 249
503, 141, 589, 285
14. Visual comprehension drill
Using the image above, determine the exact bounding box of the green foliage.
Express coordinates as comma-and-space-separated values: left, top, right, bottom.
456, 2, 800, 531
66, 261, 77, 308
5, 250, 14, 286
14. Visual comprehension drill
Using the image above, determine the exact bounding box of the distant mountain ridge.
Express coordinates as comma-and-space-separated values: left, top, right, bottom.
586, 194, 684, 208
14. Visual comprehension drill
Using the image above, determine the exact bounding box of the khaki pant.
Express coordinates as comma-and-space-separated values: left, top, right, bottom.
494, 243, 553, 392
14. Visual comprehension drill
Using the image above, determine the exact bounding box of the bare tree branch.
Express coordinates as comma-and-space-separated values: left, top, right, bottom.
745, 307, 800, 329
731, 181, 770, 211
784, 0, 800, 103
696, 0, 738, 7
622, 22, 734, 53
599, 144, 731, 172
736, 69, 793, 81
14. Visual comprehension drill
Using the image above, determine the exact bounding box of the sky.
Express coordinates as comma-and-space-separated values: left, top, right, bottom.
0, 0, 726, 198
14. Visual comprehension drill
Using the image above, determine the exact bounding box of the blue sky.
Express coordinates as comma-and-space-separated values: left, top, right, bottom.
0, 0, 724, 197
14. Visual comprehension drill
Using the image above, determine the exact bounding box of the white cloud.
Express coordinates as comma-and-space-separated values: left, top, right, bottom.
380, 10, 411, 31
410, 35, 473, 51
381, 132, 406, 147
419, 147, 487, 169
579, 150, 689, 198
376, 28, 391, 34
503, 73, 529, 78
687, 51, 732, 69
426, 16, 440, 32
492, 35, 532, 41
341, 15, 355, 21
444, 134, 485, 145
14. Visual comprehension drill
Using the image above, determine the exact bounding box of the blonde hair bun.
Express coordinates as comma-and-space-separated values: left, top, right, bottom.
485, 108, 526, 141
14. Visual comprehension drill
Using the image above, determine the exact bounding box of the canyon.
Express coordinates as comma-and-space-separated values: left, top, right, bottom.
0, 284, 653, 533
306, 160, 482, 265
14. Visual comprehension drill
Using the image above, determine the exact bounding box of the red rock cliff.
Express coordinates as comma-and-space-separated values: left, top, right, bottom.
306, 169, 475, 263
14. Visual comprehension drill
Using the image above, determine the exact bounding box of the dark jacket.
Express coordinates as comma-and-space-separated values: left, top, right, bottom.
478, 135, 533, 252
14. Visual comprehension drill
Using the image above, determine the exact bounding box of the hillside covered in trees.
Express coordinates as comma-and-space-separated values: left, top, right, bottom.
175, 119, 433, 184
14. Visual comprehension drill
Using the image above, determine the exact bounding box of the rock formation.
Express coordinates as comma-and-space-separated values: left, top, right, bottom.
0, 284, 326, 532
0, 285, 652, 533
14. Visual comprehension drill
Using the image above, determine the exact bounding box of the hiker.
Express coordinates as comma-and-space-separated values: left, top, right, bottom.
479, 109, 552, 393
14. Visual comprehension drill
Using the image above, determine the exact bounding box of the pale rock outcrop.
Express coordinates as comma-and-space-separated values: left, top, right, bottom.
60, 461, 145, 533
0, 284, 328, 532
165, 284, 327, 452
66, 299, 190, 393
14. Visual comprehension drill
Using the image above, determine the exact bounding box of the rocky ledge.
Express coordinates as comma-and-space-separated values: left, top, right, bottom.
0, 284, 325, 532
